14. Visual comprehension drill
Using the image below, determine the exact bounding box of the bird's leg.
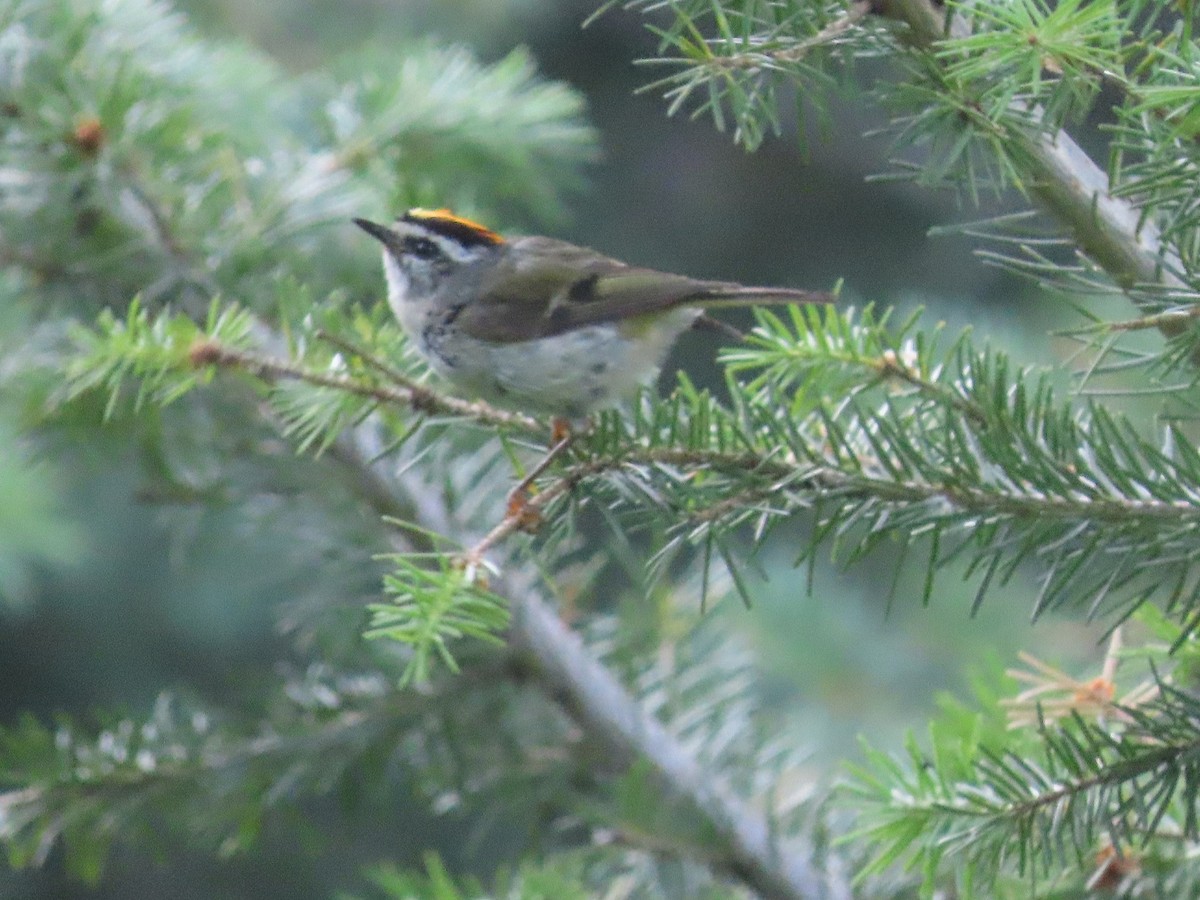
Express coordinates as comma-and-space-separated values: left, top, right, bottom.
505, 417, 575, 528
549, 416, 573, 445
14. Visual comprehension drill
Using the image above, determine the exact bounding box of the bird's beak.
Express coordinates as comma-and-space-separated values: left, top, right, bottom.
353, 217, 400, 248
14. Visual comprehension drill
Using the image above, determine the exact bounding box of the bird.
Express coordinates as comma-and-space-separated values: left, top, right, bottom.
355, 208, 834, 420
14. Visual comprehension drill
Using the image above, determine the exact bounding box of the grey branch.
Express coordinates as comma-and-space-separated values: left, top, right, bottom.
506, 574, 847, 900
874, 0, 1187, 324
329, 425, 850, 900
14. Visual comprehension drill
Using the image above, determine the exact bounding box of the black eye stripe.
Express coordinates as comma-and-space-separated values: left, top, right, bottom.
403, 236, 442, 260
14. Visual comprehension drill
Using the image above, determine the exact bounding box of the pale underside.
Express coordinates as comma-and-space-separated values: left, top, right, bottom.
419, 307, 698, 418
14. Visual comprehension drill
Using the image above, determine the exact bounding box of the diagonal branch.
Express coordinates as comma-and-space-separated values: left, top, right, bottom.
326, 425, 851, 900
504, 568, 848, 900
872, 0, 1189, 328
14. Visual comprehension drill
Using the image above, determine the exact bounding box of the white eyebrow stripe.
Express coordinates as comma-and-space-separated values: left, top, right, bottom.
390, 221, 479, 263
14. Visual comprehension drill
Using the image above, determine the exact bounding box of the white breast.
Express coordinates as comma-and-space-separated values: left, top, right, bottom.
425, 311, 698, 418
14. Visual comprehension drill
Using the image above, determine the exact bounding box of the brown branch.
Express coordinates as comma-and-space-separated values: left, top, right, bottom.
455, 434, 1200, 560
186, 338, 541, 432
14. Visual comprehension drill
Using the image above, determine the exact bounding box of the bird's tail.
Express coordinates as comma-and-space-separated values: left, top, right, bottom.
699, 285, 837, 307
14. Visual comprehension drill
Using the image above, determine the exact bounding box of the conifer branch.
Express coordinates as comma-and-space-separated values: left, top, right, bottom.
321, 425, 850, 900
1105, 305, 1200, 334
632, 0, 1193, 346
850, 682, 1200, 890
871, 0, 1189, 323
504, 568, 848, 900
542, 446, 1199, 531
188, 338, 540, 432
0, 668, 507, 874
20, 0, 1200, 893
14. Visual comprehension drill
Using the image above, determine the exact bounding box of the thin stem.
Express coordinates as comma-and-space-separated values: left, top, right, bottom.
873, 349, 991, 428
316, 329, 424, 388
586, 447, 1197, 523
188, 339, 540, 432
1105, 305, 1200, 333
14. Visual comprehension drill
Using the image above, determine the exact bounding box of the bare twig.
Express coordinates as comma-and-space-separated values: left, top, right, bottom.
316, 328, 424, 388
188, 338, 540, 432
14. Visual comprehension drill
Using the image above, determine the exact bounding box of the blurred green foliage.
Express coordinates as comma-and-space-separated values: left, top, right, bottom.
0, 0, 1139, 897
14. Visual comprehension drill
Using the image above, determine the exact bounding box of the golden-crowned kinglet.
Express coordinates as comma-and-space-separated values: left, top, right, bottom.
355, 209, 833, 418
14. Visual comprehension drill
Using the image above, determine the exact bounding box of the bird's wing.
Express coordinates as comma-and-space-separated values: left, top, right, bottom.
454, 237, 729, 343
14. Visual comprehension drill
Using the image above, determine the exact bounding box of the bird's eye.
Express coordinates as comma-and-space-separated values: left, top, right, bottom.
404, 236, 441, 260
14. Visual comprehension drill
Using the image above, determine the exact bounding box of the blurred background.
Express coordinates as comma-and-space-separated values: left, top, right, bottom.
1, 1, 1111, 896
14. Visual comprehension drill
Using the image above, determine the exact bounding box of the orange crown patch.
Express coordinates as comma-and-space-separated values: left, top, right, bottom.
402, 208, 504, 247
